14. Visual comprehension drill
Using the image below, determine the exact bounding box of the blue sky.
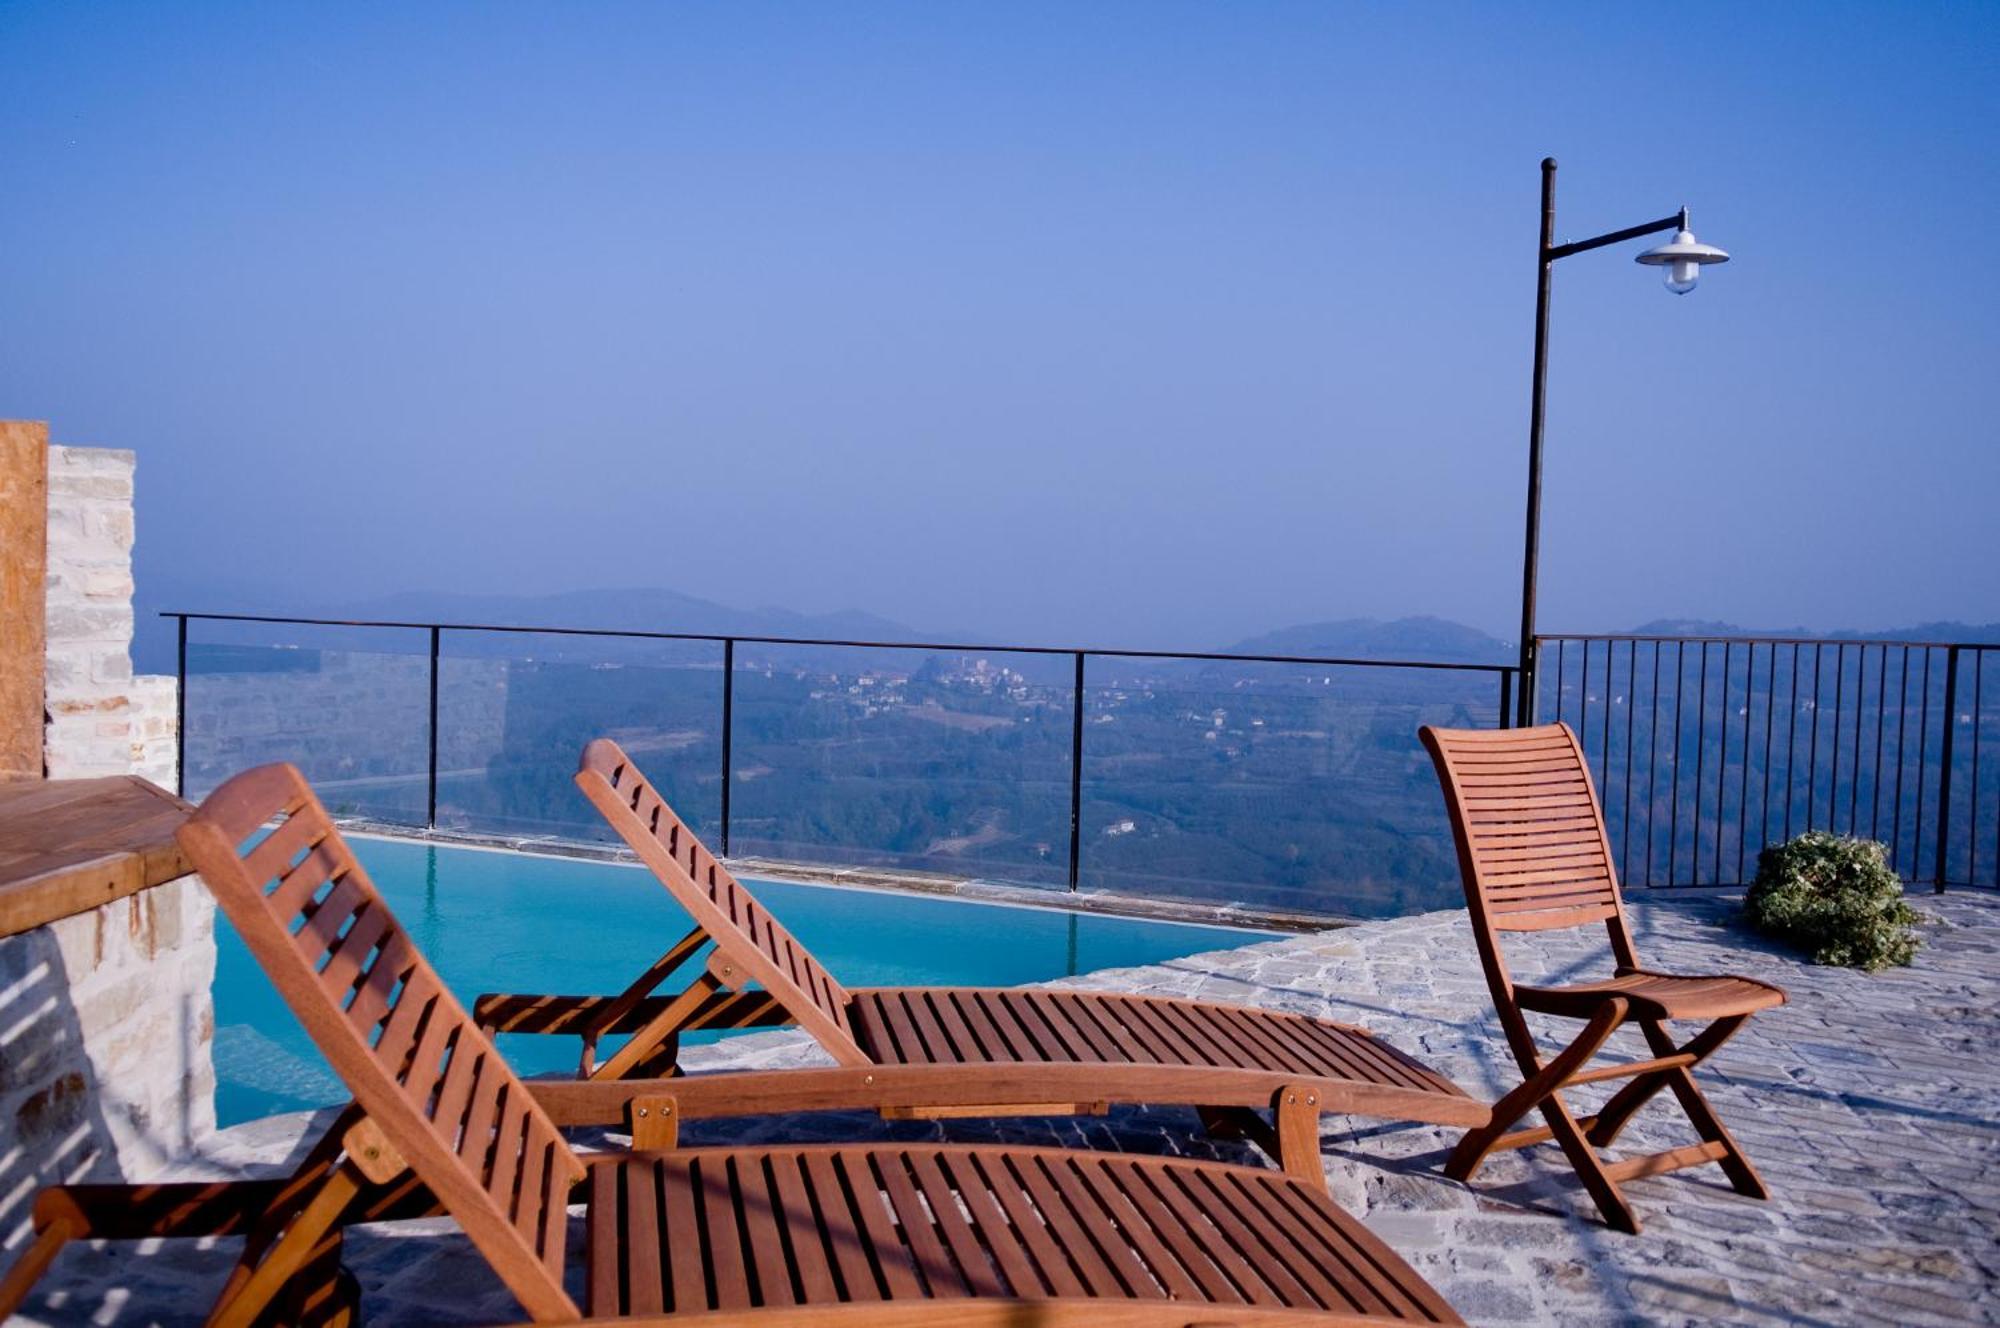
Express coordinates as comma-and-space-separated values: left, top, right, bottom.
3, 2, 1995, 646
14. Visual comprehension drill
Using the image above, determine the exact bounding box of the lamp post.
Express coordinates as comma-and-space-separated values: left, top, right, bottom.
1514, 156, 1729, 725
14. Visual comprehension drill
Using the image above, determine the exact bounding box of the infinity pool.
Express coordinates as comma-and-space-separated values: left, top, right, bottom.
213, 835, 1277, 1125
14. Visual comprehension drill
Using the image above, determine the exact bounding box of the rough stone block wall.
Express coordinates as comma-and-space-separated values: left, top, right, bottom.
130, 673, 178, 792
42, 445, 137, 780
0, 879, 217, 1254
1, 442, 216, 1257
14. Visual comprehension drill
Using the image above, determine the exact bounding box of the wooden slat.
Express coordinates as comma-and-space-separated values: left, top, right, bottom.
583, 1144, 1463, 1323
805, 1152, 896, 1301
429, 1039, 485, 1140
907, 1151, 1006, 1297
456, 1052, 510, 1170
973, 1153, 1086, 1298
836, 1154, 923, 1300
1491, 902, 1620, 932
943, 990, 1009, 1061
1066, 995, 1161, 1064
697, 1154, 753, 1311
902, 990, 965, 1065
767, 1152, 840, 1303
1074, 1158, 1208, 1303
512, 1122, 549, 1237
1009, 1154, 1127, 1297
485, 1090, 532, 1224
1035, 1154, 1160, 1298
937, 1151, 1041, 1298
1109, 995, 1207, 1066
1262, 1177, 1447, 1322
871, 1149, 967, 1297
586, 1158, 621, 1315
1137, 1164, 1279, 1306
1203, 1169, 1345, 1310
658, 1154, 710, 1311
344, 934, 414, 1037
536, 1130, 570, 1273
733, 1154, 797, 1308
290, 874, 367, 967
974, 990, 1049, 1061
1159, 1003, 1261, 1071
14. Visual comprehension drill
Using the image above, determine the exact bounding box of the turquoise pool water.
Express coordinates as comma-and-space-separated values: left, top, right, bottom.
213, 835, 1275, 1125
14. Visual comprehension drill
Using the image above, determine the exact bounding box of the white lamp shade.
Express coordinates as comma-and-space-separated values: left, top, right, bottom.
1637, 228, 1727, 294
1635, 229, 1730, 268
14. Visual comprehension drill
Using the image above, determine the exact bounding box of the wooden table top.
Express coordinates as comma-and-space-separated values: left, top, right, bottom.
0, 776, 195, 938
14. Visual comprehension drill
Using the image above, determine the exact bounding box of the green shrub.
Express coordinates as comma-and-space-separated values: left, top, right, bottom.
1743, 831, 1922, 971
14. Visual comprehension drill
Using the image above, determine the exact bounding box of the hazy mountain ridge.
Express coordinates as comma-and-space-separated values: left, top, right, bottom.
335, 587, 928, 644
1218, 616, 1512, 664
134, 573, 1999, 675
1627, 618, 2000, 644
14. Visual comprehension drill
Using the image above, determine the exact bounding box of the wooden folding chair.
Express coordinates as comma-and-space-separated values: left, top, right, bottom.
1420, 722, 1785, 1233
3, 762, 1468, 1327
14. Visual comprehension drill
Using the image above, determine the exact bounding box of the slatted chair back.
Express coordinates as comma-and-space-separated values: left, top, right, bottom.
1420, 722, 1641, 994
176, 764, 585, 1322
576, 738, 869, 1065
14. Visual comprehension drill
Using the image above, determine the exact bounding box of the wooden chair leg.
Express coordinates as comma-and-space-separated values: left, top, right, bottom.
1448, 998, 1628, 1182
208, 1161, 364, 1328
1659, 1066, 1770, 1200
1586, 1014, 1746, 1148
256, 1227, 357, 1328
0, 1218, 77, 1321
1534, 1093, 1640, 1235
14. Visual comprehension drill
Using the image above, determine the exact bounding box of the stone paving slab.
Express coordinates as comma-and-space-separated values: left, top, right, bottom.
11, 890, 1997, 1326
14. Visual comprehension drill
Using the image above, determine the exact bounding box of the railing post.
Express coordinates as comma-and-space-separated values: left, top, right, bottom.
1935, 645, 1960, 893
1519, 639, 1542, 727
174, 614, 187, 797
426, 626, 441, 828
1068, 651, 1086, 892
720, 638, 735, 857
1498, 669, 1514, 731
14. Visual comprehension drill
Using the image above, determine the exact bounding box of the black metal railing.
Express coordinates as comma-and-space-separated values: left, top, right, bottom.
1535, 634, 1998, 892
166, 612, 1517, 916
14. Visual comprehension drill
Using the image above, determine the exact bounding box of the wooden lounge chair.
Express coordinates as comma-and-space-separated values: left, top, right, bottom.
0, 762, 1466, 1327
1419, 722, 1786, 1233
474, 738, 1486, 1188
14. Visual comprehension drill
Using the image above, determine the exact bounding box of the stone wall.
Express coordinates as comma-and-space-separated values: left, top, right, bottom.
0, 880, 217, 1232
41, 445, 138, 779
0, 442, 215, 1258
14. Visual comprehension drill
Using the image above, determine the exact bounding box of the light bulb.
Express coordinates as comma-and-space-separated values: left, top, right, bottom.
1665, 259, 1698, 295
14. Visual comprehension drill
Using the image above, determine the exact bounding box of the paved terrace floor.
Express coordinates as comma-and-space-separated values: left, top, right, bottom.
16, 890, 1998, 1326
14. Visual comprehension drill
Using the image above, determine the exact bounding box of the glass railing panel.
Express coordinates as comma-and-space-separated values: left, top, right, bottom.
726, 643, 1072, 889
182, 621, 431, 824
1077, 658, 1504, 918
433, 630, 725, 844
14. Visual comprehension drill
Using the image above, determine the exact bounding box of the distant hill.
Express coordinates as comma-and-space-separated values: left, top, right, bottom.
1217, 616, 1513, 664
329, 587, 927, 644
133, 580, 935, 671
1628, 618, 2000, 644
134, 571, 2000, 677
